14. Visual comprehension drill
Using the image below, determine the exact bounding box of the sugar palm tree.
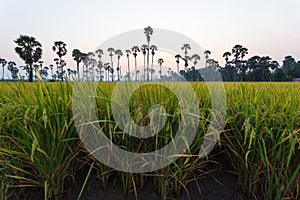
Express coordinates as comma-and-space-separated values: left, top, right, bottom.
53, 41, 67, 81
181, 44, 191, 60
175, 54, 181, 74
104, 63, 110, 81
144, 26, 153, 81
150, 45, 157, 81
107, 48, 115, 81
131, 46, 140, 81
87, 52, 96, 81
7, 61, 17, 80
72, 49, 83, 80
0, 58, 7, 81
191, 54, 200, 81
141, 44, 147, 80
158, 58, 164, 80
204, 50, 211, 67
223, 52, 232, 65
115, 49, 123, 81
49, 64, 53, 78
14, 35, 42, 82
125, 50, 131, 80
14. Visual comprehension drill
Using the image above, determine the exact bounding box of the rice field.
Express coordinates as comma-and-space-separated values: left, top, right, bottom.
0, 81, 299, 200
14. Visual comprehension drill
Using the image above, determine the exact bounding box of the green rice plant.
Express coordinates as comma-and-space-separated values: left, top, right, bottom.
224, 82, 300, 199
0, 81, 80, 199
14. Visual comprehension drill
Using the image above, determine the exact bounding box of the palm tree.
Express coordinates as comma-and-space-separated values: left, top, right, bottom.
222, 52, 232, 65
0, 58, 7, 81
115, 49, 123, 81
150, 45, 157, 81
131, 46, 140, 81
104, 63, 110, 81
204, 50, 211, 67
181, 44, 191, 60
14, 35, 42, 82
49, 64, 53, 78
144, 26, 153, 81
107, 48, 115, 81
125, 50, 131, 80
158, 58, 164, 80
141, 44, 147, 80
7, 61, 17, 80
72, 49, 83, 80
191, 54, 201, 81
53, 41, 67, 81
175, 54, 181, 74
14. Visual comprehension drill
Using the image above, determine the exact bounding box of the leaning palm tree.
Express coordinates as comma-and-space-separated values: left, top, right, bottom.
53, 41, 67, 81
204, 50, 211, 67
14, 35, 42, 82
0, 58, 7, 81
125, 50, 131, 80
131, 46, 140, 81
158, 58, 164, 80
141, 44, 147, 80
144, 26, 153, 81
107, 48, 115, 81
115, 49, 123, 81
150, 45, 157, 81
72, 49, 83, 80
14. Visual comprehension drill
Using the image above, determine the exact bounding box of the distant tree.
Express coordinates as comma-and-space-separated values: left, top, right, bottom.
14, 35, 42, 82
115, 49, 123, 81
0, 58, 7, 81
223, 52, 232, 65
53, 41, 67, 81
181, 44, 191, 60
131, 46, 140, 81
141, 44, 148, 80
204, 50, 211, 67
72, 49, 83, 80
96, 49, 104, 81
125, 50, 131, 80
150, 45, 157, 81
7, 61, 18, 80
272, 68, 287, 81
144, 26, 153, 81
107, 48, 115, 81
158, 58, 164, 80
175, 54, 182, 74
231, 44, 248, 80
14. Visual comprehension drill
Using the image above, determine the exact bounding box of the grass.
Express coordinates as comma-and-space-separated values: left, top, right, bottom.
0, 81, 299, 199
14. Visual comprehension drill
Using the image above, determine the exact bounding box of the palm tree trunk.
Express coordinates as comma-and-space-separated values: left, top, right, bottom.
29, 64, 33, 82
147, 42, 150, 82
77, 62, 80, 81
135, 57, 137, 82
151, 54, 154, 81
127, 56, 130, 80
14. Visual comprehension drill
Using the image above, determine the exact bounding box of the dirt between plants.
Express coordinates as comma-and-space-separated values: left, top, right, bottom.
63, 148, 262, 200
8, 148, 262, 200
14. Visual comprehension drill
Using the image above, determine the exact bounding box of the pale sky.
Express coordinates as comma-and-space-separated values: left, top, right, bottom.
1, 0, 300, 73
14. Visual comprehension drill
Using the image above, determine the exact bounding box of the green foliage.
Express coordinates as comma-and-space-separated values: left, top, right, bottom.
0, 82, 299, 199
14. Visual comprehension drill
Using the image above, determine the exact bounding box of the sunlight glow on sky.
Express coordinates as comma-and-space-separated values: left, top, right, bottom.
1, 0, 299, 72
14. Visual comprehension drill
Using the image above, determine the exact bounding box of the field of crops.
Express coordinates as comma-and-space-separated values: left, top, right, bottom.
0, 81, 299, 200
